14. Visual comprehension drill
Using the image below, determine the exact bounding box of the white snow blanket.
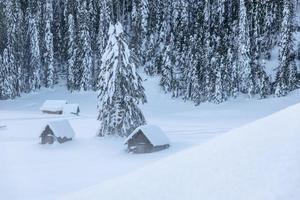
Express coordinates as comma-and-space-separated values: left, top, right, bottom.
65, 103, 300, 200
40, 100, 67, 112
44, 120, 75, 138
63, 104, 80, 115
124, 125, 170, 146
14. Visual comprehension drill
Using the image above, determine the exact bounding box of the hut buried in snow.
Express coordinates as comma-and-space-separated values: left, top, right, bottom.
63, 104, 80, 115
40, 100, 68, 114
40, 120, 75, 144
124, 125, 170, 153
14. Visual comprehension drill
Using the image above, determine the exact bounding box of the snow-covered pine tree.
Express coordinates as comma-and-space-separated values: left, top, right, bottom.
201, 0, 215, 102
141, 0, 149, 34
79, 0, 93, 91
251, 0, 271, 98
3, 0, 19, 98
63, 0, 75, 63
160, 42, 175, 93
9, 0, 23, 96
140, 0, 149, 64
275, 0, 298, 97
52, 0, 64, 74
227, 47, 239, 98
143, 33, 156, 75
97, 22, 147, 137
183, 35, 201, 104
213, 58, 224, 104
44, 0, 55, 88
238, 0, 254, 98
88, 0, 97, 49
66, 14, 77, 91
256, 61, 271, 99
0, 54, 3, 98
131, 0, 141, 57
94, 0, 112, 89
0, 49, 15, 100
29, 14, 41, 91
260, 0, 274, 59
96, 0, 111, 58
297, 42, 300, 60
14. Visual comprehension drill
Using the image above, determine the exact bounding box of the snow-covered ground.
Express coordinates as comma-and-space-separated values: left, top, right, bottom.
64, 101, 300, 200
1, 76, 300, 200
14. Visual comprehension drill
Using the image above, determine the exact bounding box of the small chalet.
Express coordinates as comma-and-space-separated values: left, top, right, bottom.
40, 100, 68, 114
40, 120, 75, 144
63, 104, 80, 115
124, 125, 170, 154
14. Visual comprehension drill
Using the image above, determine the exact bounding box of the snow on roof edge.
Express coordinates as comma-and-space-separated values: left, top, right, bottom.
40, 100, 68, 112
124, 124, 170, 146
41, 119, 75, 138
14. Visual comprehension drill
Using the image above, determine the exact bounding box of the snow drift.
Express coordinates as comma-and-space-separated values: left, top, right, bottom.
64, 103, 300, 200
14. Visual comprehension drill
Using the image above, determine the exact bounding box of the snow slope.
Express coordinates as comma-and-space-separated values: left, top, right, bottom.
1, 76, 300, 200
64, 102, 300, 200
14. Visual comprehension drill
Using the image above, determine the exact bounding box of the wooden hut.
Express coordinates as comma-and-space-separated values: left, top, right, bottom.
124, 125, 170, 154
63, 104, 80, 115
40, 120, 75, 144
40, 100, 68, 114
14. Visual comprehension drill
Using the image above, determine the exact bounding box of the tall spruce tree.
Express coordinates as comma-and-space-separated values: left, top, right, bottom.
95, 0, 112, 87
44, 0, 55, 88
0, 54, 3, 98
66, 14, 77, 91
0, 49, 15, 99
97, 22, 146, 137
238, 0, 254, 98
160, 43, 175, 93
29, 15, 42, 91
3, 0, 18, 98
275, 0, 298, 97
79, 0, 93, 91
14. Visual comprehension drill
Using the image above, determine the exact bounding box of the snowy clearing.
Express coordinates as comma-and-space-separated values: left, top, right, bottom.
1, 77, 300, 200
64, 101, 300, 200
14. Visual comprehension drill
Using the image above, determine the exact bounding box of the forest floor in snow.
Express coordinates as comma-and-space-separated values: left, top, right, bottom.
1, 76, 300, 200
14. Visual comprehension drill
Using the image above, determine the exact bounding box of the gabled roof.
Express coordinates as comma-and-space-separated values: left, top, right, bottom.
63, 104, 80, 114
124, 125, 170, 146
40, 100, 68, 112
44, 120, 75, 138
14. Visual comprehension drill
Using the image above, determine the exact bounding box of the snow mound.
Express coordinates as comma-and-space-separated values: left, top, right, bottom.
124, 124, 170, 146
64, 103, 300, 200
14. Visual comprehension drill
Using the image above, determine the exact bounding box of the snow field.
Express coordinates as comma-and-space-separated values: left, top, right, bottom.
1, 76, 300, 200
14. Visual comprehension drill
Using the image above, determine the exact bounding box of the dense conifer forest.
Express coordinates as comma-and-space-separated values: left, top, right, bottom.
0, 0, 299, 104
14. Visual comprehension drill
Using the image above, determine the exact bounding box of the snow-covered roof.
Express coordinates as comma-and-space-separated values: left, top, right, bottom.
44, 120, 75, 138
63, 104, 80, 115
40, 100, 68, 112
124, 125, 170, 146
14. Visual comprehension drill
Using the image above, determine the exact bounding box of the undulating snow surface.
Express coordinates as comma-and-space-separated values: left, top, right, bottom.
64, 102, 300, 200
1, 77, 300, 200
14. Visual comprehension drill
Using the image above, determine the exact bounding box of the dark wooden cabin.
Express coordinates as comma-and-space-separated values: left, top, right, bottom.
40, 120, 75, 144
124, 125, 170, 154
